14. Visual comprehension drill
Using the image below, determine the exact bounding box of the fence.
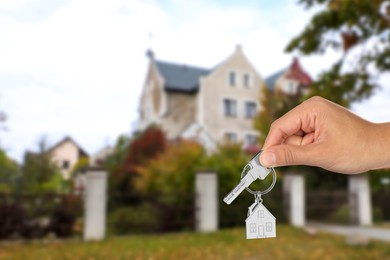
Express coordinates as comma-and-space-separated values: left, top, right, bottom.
1, 171, 387, 241
0, 193, 82, 240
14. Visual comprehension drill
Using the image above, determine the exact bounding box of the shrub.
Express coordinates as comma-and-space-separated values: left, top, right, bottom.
107, 204, 160, 235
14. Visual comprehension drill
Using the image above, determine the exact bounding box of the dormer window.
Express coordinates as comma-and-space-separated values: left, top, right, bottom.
229, 71, 236, 86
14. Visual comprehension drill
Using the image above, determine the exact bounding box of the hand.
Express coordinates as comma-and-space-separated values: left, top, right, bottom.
259, 96, 390, 174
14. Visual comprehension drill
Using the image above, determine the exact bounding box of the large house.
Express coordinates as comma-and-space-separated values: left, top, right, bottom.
137, 46, 312, 151
138, 45, 265, 151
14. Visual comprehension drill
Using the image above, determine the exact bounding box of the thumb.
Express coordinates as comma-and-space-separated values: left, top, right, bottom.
260, 145, 316, 167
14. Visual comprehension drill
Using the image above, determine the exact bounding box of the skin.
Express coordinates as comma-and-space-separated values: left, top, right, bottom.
259, 96, 390, 174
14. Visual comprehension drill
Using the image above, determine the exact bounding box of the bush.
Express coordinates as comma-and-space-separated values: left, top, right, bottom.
107, 204, 160, 235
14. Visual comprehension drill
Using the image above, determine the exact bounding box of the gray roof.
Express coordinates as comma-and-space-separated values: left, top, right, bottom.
264, 68, 286, 91
155, 61, 211, 92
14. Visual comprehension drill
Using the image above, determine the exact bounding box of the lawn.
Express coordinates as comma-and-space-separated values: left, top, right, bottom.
1, 225, 390, 260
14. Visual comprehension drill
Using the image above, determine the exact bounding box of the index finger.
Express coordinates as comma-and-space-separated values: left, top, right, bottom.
263, 103, 316, 149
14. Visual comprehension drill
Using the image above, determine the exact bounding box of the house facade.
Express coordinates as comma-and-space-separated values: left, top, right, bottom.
265, 57, 312, 96
49, 136, 89, 180
245, 202, 276, 239
138, 45, 265, 151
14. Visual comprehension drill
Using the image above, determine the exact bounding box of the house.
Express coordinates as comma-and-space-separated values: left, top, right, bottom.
89, 145, 113, 167
49, 136, 89, 180
245, 201, 276, 239
137, 45, 265, 152
265, 57, 312, 96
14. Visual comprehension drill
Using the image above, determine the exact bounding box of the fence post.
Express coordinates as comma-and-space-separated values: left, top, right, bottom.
349, 173, 372, 226
84, 167, 107, 241
283, 172, 305, 227
195, 172, 218, 232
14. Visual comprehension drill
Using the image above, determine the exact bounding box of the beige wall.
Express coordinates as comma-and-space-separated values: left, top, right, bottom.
138, 62, 166, 130
50, 140, 80, 180
200, 46, 265, 145
161, 91, 197, 139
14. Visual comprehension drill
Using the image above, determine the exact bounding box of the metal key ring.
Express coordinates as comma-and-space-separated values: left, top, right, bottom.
240, 164, 277, 196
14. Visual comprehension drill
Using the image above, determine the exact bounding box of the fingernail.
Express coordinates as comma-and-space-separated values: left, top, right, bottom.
261, 151, 276, 167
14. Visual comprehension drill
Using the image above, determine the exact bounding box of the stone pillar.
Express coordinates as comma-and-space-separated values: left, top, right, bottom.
349, 173, 372, 226
283, 172, 305, 227
195, 172, 218, 232
84, 168, 107, 241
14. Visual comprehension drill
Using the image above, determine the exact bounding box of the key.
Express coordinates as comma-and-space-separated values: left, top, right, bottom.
223, 152, 271, 205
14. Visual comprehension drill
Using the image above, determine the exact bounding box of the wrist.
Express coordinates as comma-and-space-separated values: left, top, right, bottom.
369, 122, 390, 170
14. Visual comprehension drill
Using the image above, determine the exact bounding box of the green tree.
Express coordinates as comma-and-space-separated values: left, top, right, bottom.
0, 149, 20, 193
286, 0, 389, 106
22, 138, 62, 193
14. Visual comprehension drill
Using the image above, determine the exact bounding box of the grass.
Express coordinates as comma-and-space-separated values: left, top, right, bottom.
0, 225, 390, 260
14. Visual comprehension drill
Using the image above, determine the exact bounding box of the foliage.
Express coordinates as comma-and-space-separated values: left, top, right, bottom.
0, 149, 20, 194
286, 0, 390, 106
1, 226, 390, 259
21, 138, 62, 193
369, 168, 390, 192
0, 194, 82, 240
135, 140, 205, 203
107, 126, 167, 197
107, 204, 160, 235
70, 157, 90, 177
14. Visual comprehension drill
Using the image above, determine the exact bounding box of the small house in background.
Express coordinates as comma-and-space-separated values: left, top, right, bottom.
265, 57, 312, 96
49, 136, 89, 180
89, 145, 113, 167
246, 202, 276, 239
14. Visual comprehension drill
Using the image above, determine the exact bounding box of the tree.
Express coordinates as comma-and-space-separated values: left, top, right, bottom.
286, 0, 390, 107
22, 138, 62, 193
0, 149, 19, 194
107, 126, 167, 197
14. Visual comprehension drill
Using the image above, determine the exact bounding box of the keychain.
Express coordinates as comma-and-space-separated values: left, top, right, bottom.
223, 151, 277, 239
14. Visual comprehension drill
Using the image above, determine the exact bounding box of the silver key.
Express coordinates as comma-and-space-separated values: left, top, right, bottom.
223, 152, 271, 205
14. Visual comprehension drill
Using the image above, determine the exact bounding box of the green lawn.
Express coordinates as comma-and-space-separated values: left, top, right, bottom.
1, 225, 390, 260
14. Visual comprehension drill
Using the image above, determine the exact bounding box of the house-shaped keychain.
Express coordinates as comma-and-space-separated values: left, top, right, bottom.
245, 201, 276, 239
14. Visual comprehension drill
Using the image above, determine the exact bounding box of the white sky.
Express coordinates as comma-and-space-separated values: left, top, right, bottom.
1, 0, 389, 162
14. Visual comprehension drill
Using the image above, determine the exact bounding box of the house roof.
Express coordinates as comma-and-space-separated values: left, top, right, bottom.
155, 60, 211, 93
246, 203, 276, 221
264, 68, 286, 91
49, 136, 89, 157
264, 57, 312, 91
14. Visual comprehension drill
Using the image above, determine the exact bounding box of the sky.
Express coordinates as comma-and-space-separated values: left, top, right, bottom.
1, 0, 389, 162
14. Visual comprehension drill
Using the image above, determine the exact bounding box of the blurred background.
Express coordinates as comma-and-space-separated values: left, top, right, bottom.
1, 0, 390, 259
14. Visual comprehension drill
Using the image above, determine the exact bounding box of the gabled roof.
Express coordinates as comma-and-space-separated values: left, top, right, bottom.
49, 136, 89, 157
265, 68, 286, 91
246, 203, 276, 221
264, 57, 312, 91
155, 60, 211, 93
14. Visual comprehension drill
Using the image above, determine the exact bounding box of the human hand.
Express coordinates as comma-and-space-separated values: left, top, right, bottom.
259, 96, 390, 174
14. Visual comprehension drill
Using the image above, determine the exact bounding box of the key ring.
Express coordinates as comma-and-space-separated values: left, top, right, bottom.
240, 163, 276, 196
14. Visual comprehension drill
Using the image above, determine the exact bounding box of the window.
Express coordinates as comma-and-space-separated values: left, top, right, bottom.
225, 132, 238, 143
62, 160, 70, 170
266, 222, 272, 232
245, 102, 256, 118
229, 72, 236, 86
250, 223, 256, 233
223, 99, 237, 117
243, 74, 251, 87
258, 210, 264, 218
246, 134, 257, 146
